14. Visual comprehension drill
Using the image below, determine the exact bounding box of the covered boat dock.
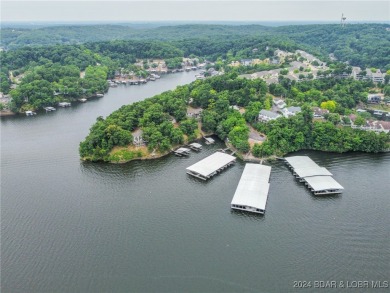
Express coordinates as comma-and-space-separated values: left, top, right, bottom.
58, 102, 71, 107
284, 156, 343, 194
304, 176, 344, 195
186, 152, 236, 180
174, 147, 190, 157
188, 142, 202, 151
204, 137, 215, 144
44, 107, 56, 112
231, 164, 272, 214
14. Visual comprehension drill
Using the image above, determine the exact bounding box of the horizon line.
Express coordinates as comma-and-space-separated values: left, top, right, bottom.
2, 20, 389, 23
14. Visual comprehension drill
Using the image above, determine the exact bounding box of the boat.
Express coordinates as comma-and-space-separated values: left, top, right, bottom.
44, 107, 56, 112
25, 111, 37, 116
58, 102, 71, 107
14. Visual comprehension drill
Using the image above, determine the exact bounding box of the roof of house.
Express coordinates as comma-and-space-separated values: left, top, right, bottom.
352, 66, 362, 74
313, 107, 329, 114
259, 110, 280, 119
273, 99, 286, 105
287, 106, 301, 113
379, 121, 390, 130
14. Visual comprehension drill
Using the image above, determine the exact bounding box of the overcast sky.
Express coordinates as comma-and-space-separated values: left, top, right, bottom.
2, 1, 389, 23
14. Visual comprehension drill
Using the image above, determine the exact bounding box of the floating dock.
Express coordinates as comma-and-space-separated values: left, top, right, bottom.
188, 142, 202, 151
174, 147, 190, 157
285, 156, 343, 195
186, 152, 236, 180
231, 164, 272, 214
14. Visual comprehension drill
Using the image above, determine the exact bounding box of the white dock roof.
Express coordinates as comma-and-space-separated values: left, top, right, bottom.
186, 152, 236, 177
294, 167, 333, 178
285, 156, 318, 169
304, 176, 344, 191
231, 164, 272, 211
176, 147, 190, 153
189, 143, 202, 148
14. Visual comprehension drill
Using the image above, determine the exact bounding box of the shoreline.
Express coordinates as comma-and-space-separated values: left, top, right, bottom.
99, 144, 390, 164
2, 70, 192, 118
0, 110, 17, 117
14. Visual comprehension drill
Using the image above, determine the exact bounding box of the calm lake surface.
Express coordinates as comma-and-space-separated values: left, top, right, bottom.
1, 71, 389, 293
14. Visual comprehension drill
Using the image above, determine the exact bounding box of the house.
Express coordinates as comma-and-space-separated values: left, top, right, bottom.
229, 105, 240, 111
187, 107, 203, 119
367, 94, 382, 104
285, 74, 299, 82
258, 110, 281, 122
230, 61, 241, 67
350, 116, 390, 133
351, 67, 365, 80
274, 49, 287, 58
265, 77, 279, 85
251, 59, 264, 65
282, 106, 301, 117
371, 71, 385, 83
240, 59, 252, 66
337, 72, 351, 79
273, 98, 286, 109
289, 61, 308, 71
313, 107, 329, 118
366, 69, 385, 83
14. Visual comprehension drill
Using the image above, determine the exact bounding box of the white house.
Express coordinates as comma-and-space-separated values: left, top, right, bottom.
273, 98, 286, 109
282, 106, 301, 117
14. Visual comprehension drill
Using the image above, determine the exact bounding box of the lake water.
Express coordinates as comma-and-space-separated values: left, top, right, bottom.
1, 71, 389, 293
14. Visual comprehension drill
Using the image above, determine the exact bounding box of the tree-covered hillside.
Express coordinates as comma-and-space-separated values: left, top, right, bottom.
2, 23, 389, 69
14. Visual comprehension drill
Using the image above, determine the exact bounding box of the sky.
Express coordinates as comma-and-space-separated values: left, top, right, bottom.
1, 0, 389, 23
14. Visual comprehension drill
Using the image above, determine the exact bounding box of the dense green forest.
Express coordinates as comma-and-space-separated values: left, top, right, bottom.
2, 23, 389, 68
79, 74, 390, 162
8, 63, 109, 111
